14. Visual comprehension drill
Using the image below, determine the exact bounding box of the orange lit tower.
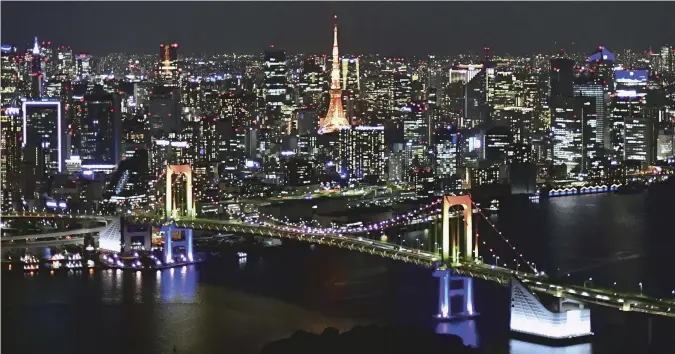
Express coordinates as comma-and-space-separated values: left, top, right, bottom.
318, 16, 350, 134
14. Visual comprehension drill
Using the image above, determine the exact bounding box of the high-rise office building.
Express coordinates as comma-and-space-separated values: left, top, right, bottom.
1, 44, 20, 105
393, 65, 412, 110
1, 106, 22, 211
284, 157, 314, 186
574, 77, 609, 150
158, 42, 180, 87
299, 55, 326, 108
401, 101, 429, 166
482, 126, 512, 167
148, 85, 181, 137
75, 53, 92, 80
434, 126, 461, 181
341, 57, 360, 122
55, 46, 74, 76
588, 46, 615, 94
80, 89, 122, 166
551, 96, 582, 173
338, 125, 386, 181
30, 37, 43, 99
611, 69, 651, 165
21, 98, 67, 200
549, 58, 575, 101
659, 45, 674, 77
263, 48, 289, 126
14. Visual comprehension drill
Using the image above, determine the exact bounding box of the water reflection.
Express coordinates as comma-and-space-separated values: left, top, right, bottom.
158, 265, 197, 303
510, 339, 592, 354
435, 320, 479, 348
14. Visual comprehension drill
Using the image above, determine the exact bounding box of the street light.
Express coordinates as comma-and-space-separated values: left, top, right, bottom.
639, 282, 643, 295
584, 277, 593, 288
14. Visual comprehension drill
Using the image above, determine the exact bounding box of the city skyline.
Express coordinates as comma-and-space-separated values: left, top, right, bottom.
2, 2, 675, 56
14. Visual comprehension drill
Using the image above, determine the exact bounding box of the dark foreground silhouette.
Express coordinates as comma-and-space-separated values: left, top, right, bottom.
261, 324, 478, 354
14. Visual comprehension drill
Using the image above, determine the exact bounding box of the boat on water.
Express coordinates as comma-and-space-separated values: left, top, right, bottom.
479, 199, 499, 213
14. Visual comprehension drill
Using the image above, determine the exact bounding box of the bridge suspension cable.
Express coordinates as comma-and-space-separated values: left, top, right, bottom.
472, 201, 537, 273
242, 198, 444, 234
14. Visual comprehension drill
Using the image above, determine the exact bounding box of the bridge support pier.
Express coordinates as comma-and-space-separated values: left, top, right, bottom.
160, 222, 194, 264
433, 268, 477, 320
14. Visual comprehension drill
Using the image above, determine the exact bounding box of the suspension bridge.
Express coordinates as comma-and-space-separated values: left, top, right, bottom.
3, 164, 674, 339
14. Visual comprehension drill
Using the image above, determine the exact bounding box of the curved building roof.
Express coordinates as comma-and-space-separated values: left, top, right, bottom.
588, 46, 615, 63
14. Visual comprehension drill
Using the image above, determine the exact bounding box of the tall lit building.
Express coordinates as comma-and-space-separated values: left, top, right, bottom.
55, 46, 74, 76
21, 99, 67, 200
318, 17, 350, 134
551, 97, 582, 173
341, 57, 360, 122
1, 106, 22, 211
434, 126, 461, 181
75, 53, 91, 80
659, 45, 674, 77
299, 55, 326, 108
588, 46, 615, 95
574, 77, 609, 150
158, 42, 180, 87
338, 126, 386, 181
393, 65, 412, 110
80, 89, 122, 166
284, 157, 314, 186
30, 37, 43, 99
1, 44, 20, 105
148, 85, 181, 137
611, 69, 651, 165
401, 101, 429, 166
341, 57, 360, 94
482, 126, 512, 167
263, 48, 289, 125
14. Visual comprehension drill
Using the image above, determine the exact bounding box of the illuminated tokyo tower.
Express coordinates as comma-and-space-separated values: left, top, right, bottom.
318, 16, 350, 134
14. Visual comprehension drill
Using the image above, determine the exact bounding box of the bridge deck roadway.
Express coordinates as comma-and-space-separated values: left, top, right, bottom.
1, 227, 105, 241
2, 237, 87, 249
138, 217, 675, 318
3, 214, 673, 318
1, 213, 113, 222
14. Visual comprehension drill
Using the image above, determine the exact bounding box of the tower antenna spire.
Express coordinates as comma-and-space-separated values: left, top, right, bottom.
318, 15, 349, 134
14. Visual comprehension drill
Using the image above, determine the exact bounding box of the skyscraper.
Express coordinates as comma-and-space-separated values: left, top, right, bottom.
611, 69, 651, 165
30, 37, 43, 99
263, 48, 289, 123
588, 46, 615, 95
574, 77, 609, 150
158, 42, 179, 87
318, 16, 350, 134
549, 58, 575, 101
21, 98, 67, 200
338, 126, 386, 181
401, 101, 429, 167
1, 44, 20, 105
55, 45, 74, 77
298, 55, 326, 108
75, 53, 91, 80
80, 88, 122, 166
1, 106, 22, 211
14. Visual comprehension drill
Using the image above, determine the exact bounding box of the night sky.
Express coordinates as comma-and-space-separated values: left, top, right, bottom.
2, 2, 674, 56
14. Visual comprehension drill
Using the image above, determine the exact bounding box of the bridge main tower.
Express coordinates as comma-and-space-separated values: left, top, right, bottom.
165, 164, 195, 220
441, 194, 477, 264
435, 194, 478, 320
